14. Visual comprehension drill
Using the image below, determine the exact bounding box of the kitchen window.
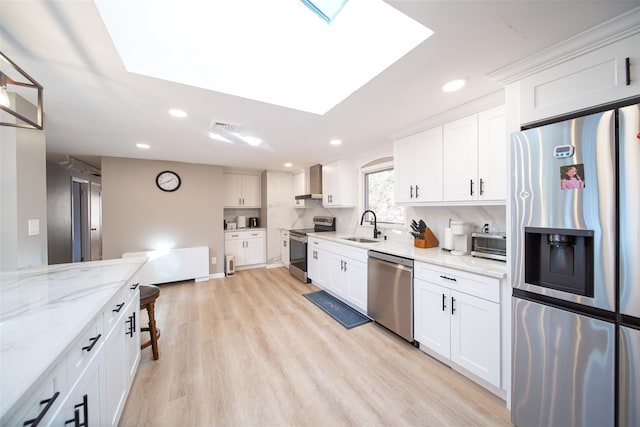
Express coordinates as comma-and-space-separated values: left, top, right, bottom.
364, 165, 405, 225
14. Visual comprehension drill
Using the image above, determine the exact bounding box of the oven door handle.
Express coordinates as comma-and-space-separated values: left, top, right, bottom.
289, 234, 307, 244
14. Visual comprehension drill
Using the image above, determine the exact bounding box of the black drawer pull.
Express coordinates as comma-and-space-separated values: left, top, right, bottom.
469, 179, 474, 196
23, 391, 60, 426
625, 57, 631, 86
415, 185, 420, 198
82, 334, 101, 352
410, 185, 414, 198
126, 312, 136, 337
442, 293, 447, 311
130, 282, 139, 290
112, 302, 125, 313
451, 297, 456, 315
480, 178, 484, 195
65, 394, 88, 427
439, 275, 457, 282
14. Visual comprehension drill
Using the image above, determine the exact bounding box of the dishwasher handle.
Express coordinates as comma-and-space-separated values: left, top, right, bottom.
369, 256, 413, 273
368, 251, 414, 269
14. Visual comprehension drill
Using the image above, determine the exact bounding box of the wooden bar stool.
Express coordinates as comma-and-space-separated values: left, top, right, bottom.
140, 284, 161, 360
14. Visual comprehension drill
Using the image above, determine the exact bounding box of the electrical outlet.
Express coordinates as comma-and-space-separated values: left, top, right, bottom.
211, 257, 217, 265
481, 222, 491, 233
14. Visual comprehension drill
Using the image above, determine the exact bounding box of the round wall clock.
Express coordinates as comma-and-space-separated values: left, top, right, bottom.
155, 170, 181, 192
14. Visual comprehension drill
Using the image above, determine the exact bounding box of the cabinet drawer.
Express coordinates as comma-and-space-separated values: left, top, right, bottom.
67, 315, 104, 388
6, 360, 67, 427
414, 262, 500, 303
104, 287, 128, 335
225, 230, 264, 241
333, 244, 368, 263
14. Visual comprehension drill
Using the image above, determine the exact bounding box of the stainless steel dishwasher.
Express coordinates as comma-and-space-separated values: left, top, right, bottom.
367, 250, 414, 342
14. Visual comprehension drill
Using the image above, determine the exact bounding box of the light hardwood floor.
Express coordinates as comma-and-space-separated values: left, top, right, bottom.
120, 267, 512, 426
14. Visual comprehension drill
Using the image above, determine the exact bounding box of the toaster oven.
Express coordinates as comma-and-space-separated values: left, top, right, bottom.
471, 232, 507, 262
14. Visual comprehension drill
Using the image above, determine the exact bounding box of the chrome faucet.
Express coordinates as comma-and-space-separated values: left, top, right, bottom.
360, 210, 381, 239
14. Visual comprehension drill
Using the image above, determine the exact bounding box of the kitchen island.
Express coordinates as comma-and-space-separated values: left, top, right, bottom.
0, 257, 147, 426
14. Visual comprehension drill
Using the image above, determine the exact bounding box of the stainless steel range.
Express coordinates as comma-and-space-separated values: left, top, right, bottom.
289, 216, 335, 283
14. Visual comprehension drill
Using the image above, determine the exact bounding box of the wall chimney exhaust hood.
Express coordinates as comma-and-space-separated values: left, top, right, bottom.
295, 164, 323, 200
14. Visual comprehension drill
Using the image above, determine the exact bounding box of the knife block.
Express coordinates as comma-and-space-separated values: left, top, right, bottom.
414, 228, 439, 249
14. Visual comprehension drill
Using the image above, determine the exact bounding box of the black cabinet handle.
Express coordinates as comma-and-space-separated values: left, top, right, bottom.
112, 302, 125, 313
480, 178, 484, 195
415, 185, 420, 198
442, 293, 447, 311
65, 394, 88, 427
130, 282, 139, 290
343, 261, 347, 272
126, 313, 136, 337
470, 179, 474, 196
451, 297, 456, 315
23, 391, 60, 426
625, 57, 631, 86
82, 334, 101, 352
439, 275, 457, 282
410, 185, 414, 199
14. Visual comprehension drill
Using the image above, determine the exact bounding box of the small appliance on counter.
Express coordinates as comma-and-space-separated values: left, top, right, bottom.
471, 232, 507, 261
236, 216, 247, 229
227, 222, 237, 230
248, 217, 259, 228
450, 221, 471, 255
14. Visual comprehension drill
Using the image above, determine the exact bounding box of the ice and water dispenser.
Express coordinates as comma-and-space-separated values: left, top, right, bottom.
524, 227, 594, 297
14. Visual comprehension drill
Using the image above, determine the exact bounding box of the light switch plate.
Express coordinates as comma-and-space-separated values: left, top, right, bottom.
28, 219, 40, 236
211, 257, 217, 265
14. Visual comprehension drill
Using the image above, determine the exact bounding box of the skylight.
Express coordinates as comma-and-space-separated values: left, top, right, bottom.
94, 0, 433, 115
300, 0, 349, 24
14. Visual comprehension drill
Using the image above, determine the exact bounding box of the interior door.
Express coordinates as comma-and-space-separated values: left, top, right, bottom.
90, 182, 102, 261
71, 178, 90, 262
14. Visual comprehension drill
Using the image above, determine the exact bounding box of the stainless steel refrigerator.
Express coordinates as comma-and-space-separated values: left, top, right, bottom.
510, 103, 639, 427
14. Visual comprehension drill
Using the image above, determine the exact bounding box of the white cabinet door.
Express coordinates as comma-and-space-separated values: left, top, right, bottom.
393, 135, 418, 203
414, 278, 451, 359
244, 236, 265, 265
322, 159, 355, 207
281, 230, 290, 265
449, 290, 501, 387
240, 175, 261, 207
124, 298, 140, 387
292, 171, 306, 207
225, 238, 245, 265
477, 105, 506, 202
327, 252, 347, 299
308, 245, 329, 289
223, 174, 243, 207
344, 258, 367, 313
56, 351, 106, 427
443, 115, 478, 201
223, 174, 261, 207
393, 128, 442, 203
104, 317, 126, 427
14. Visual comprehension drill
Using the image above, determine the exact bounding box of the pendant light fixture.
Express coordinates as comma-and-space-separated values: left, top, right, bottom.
0, 51, 44, 130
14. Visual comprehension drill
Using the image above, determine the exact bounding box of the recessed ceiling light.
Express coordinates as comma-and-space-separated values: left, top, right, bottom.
284, 162, 293, 168
136, 143, 150, 149
441, 79, 466, 92
330, 139, 342, 146
168, 109, 188, 118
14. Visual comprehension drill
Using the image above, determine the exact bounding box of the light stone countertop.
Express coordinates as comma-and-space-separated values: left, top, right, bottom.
0, 257, 147, 421
308, 232, 507, 279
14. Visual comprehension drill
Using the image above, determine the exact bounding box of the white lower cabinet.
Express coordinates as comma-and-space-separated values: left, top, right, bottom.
414, 262, 501, 389
308, 238, 367, 313
225, 230, 266, 267
9, 277, 141, 427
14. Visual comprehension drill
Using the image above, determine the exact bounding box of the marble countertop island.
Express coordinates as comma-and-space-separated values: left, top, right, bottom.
0, 257, 147, 421
308, 232, 507, 279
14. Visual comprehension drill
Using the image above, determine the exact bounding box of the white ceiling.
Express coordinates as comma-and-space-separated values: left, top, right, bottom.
1, 0, 638, 171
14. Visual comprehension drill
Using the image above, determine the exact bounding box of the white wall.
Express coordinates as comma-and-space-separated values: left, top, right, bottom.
0, 94, 48, 270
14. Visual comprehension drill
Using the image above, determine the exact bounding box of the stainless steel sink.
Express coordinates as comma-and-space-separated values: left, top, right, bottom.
341, 237, 379, 243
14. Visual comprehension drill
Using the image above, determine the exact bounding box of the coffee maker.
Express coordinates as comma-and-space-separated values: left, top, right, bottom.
450, 221, 471, 256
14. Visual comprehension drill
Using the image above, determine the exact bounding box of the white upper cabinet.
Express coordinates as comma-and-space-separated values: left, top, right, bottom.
394, 126, 443, 203
322, 159, 356, 207
443, 115, 479, 202
223, 174, 261, 208
477, 105, 507, 202
517, 32, 640, 124
292, 170, 306, 208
